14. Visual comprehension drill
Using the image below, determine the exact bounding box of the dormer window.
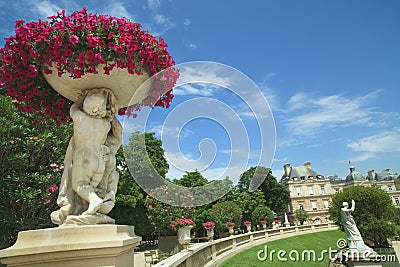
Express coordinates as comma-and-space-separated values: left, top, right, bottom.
301, 176, 305, 181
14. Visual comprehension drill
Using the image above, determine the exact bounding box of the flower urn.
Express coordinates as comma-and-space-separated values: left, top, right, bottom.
178, 225, 193, 251
206, 229, 214, 242
228, 226, 234, 236
246, 225, 252, 232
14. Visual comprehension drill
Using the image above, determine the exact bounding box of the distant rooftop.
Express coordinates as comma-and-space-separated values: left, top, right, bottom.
280, 162, 324, 183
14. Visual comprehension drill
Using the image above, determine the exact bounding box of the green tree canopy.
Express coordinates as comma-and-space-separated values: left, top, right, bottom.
329, 186, 398, 247
173, 170, 209, 187
237, 166, 290, 213
251, 206, 274, 225
209, 201, 242, 231
294, 209, 309, 225
110, 131, 169, 237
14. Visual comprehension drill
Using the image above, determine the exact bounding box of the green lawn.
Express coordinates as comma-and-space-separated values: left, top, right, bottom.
219, 230, 346, 267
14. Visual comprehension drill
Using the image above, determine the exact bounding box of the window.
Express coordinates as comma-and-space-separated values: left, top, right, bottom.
299, 203, 304, 210
388, 185, 393, 191
335, 188, 340, 193
324, 200, 329, 209
308, 186, 314, 195
311, 202, 317, 211
296, 187, 301, 196
395, 198, 400, 206
300, 176, 305, 181
321, 186, 326, 195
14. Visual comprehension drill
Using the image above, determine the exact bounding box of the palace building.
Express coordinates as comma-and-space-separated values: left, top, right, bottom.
280, 162, 400, 224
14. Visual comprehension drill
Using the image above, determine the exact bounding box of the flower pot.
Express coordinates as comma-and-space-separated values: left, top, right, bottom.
262, 223, 267, 229
246, 225, 252, 232
228, 226, 234, 236
44, 65, 151, 108
177, 225, 192, 251
206, 229, 214, 241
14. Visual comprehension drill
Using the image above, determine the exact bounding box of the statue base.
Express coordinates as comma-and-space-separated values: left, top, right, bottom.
331, 250, 382, 267
0, 225, 141, 267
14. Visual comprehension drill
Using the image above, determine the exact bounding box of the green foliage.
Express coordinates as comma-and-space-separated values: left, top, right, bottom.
110, 131, 169, 236
145, 189, 196, 236
209, 201, 242, 231
0, 95, 72, 249
251, 206, 274, 225
294, 209, 309, 224
173, 171, 209, 187
222, 188, 265, 224
329, 186, 397, 247
237, 166, 290, 213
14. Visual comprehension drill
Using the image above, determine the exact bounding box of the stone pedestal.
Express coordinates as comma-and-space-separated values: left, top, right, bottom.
0, 225, 141, 267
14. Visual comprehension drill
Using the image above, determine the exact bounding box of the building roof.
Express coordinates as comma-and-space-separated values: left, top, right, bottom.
345, 166, 366, 183
280, 162, 324, 183
367, 169, 399, 181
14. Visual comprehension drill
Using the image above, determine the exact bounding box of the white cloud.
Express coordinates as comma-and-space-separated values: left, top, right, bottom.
184, 18, 191, 26
283, 89, 385, 137
178, 64, 233, 87
33, 1, 61, 18
105, 2, 134, 20
173, 84, 215, 96
187, 43, 197, 49
349, 153, 375, 163
147, 0, 161, 10
347, 128, 400, 153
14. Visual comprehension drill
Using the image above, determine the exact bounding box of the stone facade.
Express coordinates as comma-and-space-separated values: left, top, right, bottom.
280, 162, 400, 225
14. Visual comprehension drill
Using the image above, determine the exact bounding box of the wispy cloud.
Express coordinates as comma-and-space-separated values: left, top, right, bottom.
187, 43, 197, 49
32, 1, 62, 19
283, 89, 386, 137
104, 2, 135, 20
347, 128, 400, 153
147, 0, 161, 10
184, 18, 191, 26
173, 83, 215, 96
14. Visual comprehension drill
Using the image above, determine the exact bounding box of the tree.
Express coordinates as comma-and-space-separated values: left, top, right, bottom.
222, 188, 266, 224
209, 201, 242, 232
294, 209, 309, 225
173, 170, 209, 187
0, 95, 72, 248
237, 166, 290, 213
329, 186, 397, 247
251, 206, 274, 226
110, 131, 169, 237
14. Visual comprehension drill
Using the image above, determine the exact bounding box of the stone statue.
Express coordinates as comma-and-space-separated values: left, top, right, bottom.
51, 88, 122, 225
340, 200, 375, 253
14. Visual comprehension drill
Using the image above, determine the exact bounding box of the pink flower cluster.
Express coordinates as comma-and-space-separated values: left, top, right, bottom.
170, 217, 195, 231
261, 220, 268, 225
226, 222, 236, 228
0, 7, 178, 124
243, 221, 252, 226
203, 221, 215, 231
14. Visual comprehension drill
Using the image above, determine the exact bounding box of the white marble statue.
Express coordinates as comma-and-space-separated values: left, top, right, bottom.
340, 200, 375, 253
51, 88, 122, 225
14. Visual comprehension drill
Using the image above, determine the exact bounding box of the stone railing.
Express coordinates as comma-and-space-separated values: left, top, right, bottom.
154, 223, 338, 267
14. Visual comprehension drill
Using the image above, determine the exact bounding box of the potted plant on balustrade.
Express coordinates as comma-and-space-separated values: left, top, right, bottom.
226, 222, 236, 236
170, 218, 195, 251
261, 220, 268, 229
244, 221, 252, 232
203, 222, 215, 242
0, 7, 179, 225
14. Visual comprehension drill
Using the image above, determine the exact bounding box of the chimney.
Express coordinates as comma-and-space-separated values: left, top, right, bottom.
304, 161, 311, 168
350, 166, 355, 173
283, 163, 291, 176
368, 169, 376, 180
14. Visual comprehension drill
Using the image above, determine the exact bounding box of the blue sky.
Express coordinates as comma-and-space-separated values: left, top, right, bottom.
1, 0, 399, 183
